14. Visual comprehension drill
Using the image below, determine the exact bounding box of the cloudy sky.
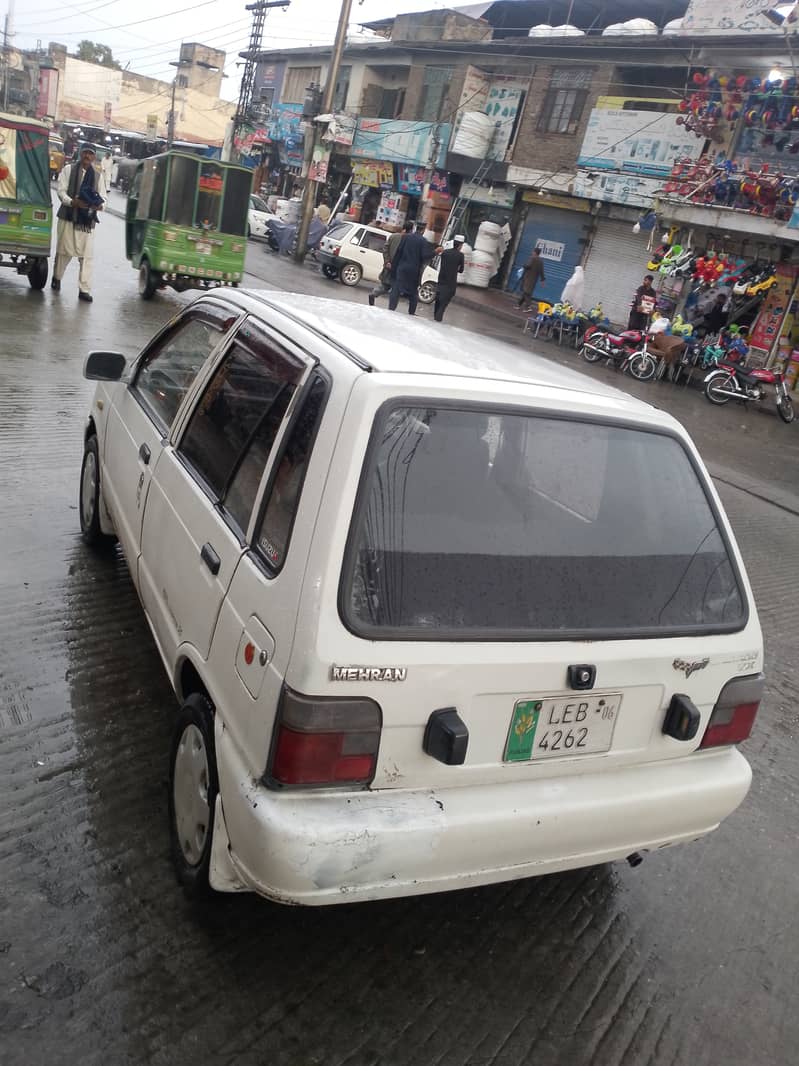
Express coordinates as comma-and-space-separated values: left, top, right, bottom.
9, 0, 454, 101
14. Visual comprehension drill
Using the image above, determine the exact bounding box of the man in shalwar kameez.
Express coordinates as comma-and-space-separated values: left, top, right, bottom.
52, 144, 106, 302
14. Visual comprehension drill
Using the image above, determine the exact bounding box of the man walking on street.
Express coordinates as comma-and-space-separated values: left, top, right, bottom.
388, 222, 437, 315
52, 144, 106, 303
434, 234, 465, 323
368, 221, 412, 306
517, 246, 546, 310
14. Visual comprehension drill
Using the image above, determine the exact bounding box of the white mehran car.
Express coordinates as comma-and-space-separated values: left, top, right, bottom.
317, 221, 389, 286
247, 194, 277, 240
79, 291, 764, 904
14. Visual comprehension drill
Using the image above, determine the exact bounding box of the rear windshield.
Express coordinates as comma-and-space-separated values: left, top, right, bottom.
326, 223, 352, 241
341, 405, 746, 640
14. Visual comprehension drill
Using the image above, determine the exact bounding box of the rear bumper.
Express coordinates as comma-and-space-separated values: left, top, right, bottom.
317, 251, 340, 272
213, 725, 752, 904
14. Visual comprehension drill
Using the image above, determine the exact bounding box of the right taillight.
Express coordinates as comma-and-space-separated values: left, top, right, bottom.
266, 687, 382, 789
699, 673, 765, 749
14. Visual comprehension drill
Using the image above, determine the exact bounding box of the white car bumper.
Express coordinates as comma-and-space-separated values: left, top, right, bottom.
211, 723, 752, 905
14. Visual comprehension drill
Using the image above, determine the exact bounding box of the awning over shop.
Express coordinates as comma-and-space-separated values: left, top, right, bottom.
656, 197, 799, 244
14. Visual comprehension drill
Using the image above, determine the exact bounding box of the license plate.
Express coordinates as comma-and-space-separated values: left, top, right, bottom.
504, 693, 621, 762
196, 241, 212, 255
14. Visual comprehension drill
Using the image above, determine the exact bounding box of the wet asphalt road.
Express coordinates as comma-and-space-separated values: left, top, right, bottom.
1, 208, 799, 1066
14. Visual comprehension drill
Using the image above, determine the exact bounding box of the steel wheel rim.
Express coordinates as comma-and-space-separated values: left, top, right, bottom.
173, 724, 210, 866
81, 450, 97, 529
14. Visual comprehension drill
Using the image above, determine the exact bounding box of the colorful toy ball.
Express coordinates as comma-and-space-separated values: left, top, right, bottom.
679, 98, 689, 112
719, 75, 729, 88
693, 72, 708, 86
736, 75, 748, 88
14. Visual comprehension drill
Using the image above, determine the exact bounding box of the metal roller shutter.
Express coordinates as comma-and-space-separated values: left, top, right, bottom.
583, 219, 654, 328
511, 204, 589, 306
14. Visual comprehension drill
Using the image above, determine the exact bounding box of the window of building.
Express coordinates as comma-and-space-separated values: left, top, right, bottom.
378, 87, 405, 119
420, 66, 454, 123
537, 69, 593, 135
282, 66, 322, 105
332, 65, 351, 111
258, 86, 275, 110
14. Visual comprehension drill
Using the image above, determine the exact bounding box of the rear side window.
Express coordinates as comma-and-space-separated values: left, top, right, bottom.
358, 231, 387, 252
342, 406, 746, 639
255, 374, 327, 570
177, 324, 305, 535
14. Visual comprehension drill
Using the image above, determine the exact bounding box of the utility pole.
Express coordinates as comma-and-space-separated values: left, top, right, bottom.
293, 0, 353, 261
2, 0, 15, 113
234, 1, 290, 160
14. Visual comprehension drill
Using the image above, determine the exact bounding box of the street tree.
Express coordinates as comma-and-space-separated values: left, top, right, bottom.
74, 41, 120, 69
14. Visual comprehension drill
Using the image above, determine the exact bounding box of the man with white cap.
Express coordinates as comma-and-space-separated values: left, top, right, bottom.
52, 143, 106, 302
433, 234, 466, 323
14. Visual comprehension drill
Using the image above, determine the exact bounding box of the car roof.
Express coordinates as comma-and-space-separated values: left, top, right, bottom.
216, 289, 662, 416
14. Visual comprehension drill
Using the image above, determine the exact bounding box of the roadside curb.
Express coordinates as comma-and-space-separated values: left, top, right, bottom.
708, 462, 799, 518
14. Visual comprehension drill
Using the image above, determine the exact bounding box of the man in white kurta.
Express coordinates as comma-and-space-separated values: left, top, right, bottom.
53, 145, 107, 302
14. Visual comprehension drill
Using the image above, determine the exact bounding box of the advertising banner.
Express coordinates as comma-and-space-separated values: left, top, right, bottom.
682, 0, 782, 35
351, 159, 394, 188
578, 110, 703, 178
351, 119, 450, 168
748, 263, 798, 352
396, 165, 448, 196
572, 170, 665, 207
309, 144, 331, 183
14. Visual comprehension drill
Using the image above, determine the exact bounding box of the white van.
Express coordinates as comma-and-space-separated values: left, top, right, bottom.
79, 291, 764, 905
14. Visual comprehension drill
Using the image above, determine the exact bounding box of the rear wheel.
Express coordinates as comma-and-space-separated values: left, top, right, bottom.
169, 694, 219, 898
322, 264, 339, 279
628, 352, 656, 381
705, 372, 735, 405
138, 259, 160, 300
581, 336, 606, 363
339, 261, 362, 286
778, 394, 796, 423
28, 257, 48, 290
418, 281, 437, 305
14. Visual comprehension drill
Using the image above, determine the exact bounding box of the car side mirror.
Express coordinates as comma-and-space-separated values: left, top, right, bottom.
84, 350, 127, 381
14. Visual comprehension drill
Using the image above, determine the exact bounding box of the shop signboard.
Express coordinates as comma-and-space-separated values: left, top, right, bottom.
234, 124, 271, 155
461, 180, 516, 208
681, 0, 781, 34
536, 239, 565, 263
573, 169, 665, 207
351, 118, 450, 168
268, 103, 304, 142
327, 113, 356, 146
351, 159, 394, 188
578, 110, 703, 179
396, 165, 449, 196
146, 113, 159, 139
748, 263, 798, 352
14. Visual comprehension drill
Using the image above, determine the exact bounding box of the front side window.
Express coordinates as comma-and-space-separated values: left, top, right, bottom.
134, 309, 232, 432
178, 324, 306, 534
342, 406, 746, 639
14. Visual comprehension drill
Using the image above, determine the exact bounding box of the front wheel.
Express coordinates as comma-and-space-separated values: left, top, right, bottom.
627, 352, 657, 381
418, 281, 437, 305
28, 257, 48, 290
705, 372, 735, 405
168, 693, 219, 898
339, 261, 363, 286
138, 259, 160, 300
778, 394, 796, 423
79, 435, 116, 549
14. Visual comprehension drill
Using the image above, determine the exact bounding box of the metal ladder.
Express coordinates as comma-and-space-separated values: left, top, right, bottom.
442, 123, 501, 242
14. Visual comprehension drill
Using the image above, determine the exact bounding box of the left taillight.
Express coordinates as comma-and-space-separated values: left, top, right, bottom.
699, 673, 765, 749
266, 687, 382, 789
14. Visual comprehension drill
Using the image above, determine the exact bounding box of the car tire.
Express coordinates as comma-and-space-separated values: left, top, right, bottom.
79, 435, 116, 549
168, 693, 219, 898
339, 262, 363, 286
28, 257, 48, 290
138, 259, 160, 300
247, 225, 252, 238
418, 281, 436, 305
322, 264, 339, 279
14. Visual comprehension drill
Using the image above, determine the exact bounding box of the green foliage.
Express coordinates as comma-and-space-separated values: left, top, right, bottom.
74, 41, 120, 70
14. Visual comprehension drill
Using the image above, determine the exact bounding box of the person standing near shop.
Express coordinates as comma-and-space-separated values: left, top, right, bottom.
368, 222, 412, 306
52, 143, 106, 302
434, 235, 466, 323
388, 222, 437, 316
628, 274, 657, 331
517, 247, 546, 310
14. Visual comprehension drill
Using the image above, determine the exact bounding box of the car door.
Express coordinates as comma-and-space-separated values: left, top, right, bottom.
102, 302, 238, 584
138, 318, 310, 666
353, 228, 388, 282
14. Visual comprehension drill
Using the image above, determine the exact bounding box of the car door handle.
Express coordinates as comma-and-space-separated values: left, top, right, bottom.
201, 542, 220, 576
139, 442, 151, 465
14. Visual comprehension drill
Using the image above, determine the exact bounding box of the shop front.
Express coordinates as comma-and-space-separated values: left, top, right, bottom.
583, 210, 656, 327
510, 194, 592, 306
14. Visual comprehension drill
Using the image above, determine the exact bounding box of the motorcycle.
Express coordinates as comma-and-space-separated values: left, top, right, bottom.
264, 216, 327, 257
704, 360, 796, 423
580, 326, 658, 381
